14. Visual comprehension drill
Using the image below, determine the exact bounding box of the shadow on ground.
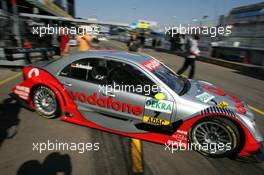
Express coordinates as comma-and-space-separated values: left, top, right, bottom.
17, 152, 72, 175
0, 97, 21, 147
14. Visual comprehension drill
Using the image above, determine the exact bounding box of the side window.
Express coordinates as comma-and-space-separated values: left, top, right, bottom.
60, 58, 108, 85
107, 60, 158, 96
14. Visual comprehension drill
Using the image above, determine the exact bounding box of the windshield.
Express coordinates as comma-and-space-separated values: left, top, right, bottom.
152, 63, 185, 94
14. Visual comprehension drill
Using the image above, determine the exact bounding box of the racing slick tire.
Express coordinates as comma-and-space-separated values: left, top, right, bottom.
32, 86, 60, 119
189, 116, 240, 158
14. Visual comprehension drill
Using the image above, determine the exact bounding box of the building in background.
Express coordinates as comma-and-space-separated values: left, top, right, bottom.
53, 0, 75, 17
219, 2, 264, 48
212, 2, 264, 66
0, 0, 75, 48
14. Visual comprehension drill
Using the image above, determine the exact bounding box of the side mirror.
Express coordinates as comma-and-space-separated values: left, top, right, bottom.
154, 92, 166, 100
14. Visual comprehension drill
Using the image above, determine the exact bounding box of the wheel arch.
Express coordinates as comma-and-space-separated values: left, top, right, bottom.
190, 114, 246, 153
29, 83, 67, 110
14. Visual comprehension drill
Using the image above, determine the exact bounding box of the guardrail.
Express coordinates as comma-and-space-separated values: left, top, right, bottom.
154, 45, 264, 76
4, 47, 55, 64
211, 46, 264, 66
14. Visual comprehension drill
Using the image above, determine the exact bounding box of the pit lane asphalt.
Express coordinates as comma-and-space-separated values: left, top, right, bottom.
0, 40, 264, 175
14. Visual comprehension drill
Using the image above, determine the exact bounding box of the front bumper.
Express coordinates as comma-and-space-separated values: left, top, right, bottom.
250, 141, 264, 162
238, 141, 264, 162
9, 93, 31, 109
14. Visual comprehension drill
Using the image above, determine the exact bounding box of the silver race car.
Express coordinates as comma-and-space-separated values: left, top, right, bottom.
11, 51, 264, 159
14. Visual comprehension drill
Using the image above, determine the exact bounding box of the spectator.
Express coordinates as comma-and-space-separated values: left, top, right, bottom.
76, 32, 92, 52
23, 39, 32, 49
127, 33, 141, 52
60, 28, 70, 55
177, 35, 200, 79
139, 32, 145, 49
152, 38, 157, 48
179, 34, 186, 52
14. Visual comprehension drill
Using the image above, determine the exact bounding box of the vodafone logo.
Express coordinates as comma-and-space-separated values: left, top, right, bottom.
70, 91, 143, 116
28, 68, 40, 78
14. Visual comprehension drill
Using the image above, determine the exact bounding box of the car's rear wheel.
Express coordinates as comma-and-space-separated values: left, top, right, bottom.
189, 117, 240, 158
32, 86, 60, 119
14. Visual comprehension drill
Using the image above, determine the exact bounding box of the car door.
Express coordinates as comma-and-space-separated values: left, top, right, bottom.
57, 57, 110, 116
105, 59, 175, 132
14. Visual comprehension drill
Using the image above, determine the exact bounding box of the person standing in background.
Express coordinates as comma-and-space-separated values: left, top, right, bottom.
60, 28, 70, 55
76, 32, 92, 52
139, 32, 145, 49
177, 35, 200, 79
23, 39, 32, 49
127, 33, 141, 52
179, 34, 186, 52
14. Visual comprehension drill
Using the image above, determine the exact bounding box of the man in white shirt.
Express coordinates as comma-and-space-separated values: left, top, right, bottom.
177, 35, 200, 79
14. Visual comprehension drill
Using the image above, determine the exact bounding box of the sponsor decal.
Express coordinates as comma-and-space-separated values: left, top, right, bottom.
143, 115, 170, 126
28, 68, 40, 78
196, 92, 215, 103
71, 63, 93, 70
145, 98, 173, 114
235, 107, 246, 114
172, 134, 187, 141
70, 91, 143, 116
202, 85, 226, 96
142, 59, 160, 71
16, 85, 30, 93
175, 130, 187, 135
228, 95, 241, 103
172, 130, 188, 141
217, 101, 229, 108
202, 85, 246, 114
14, 85, 30, 100
235, 102, 244, 108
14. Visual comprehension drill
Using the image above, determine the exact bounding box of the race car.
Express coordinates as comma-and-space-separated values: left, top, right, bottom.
11, 51, 264, 159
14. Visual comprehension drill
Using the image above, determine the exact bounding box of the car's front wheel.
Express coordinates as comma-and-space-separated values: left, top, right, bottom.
32, 86, 60, 119
189, 117, 240, 158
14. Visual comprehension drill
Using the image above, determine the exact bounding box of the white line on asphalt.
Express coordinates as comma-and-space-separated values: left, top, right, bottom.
0, 73, 22, 86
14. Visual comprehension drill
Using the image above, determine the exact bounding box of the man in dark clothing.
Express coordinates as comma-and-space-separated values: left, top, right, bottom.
177, 35, 200, 79
139, 32, 145, 49
127, 33, 141, 52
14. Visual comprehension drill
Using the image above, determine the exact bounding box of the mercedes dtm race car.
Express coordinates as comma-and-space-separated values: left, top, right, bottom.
11, 51, 264, 159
